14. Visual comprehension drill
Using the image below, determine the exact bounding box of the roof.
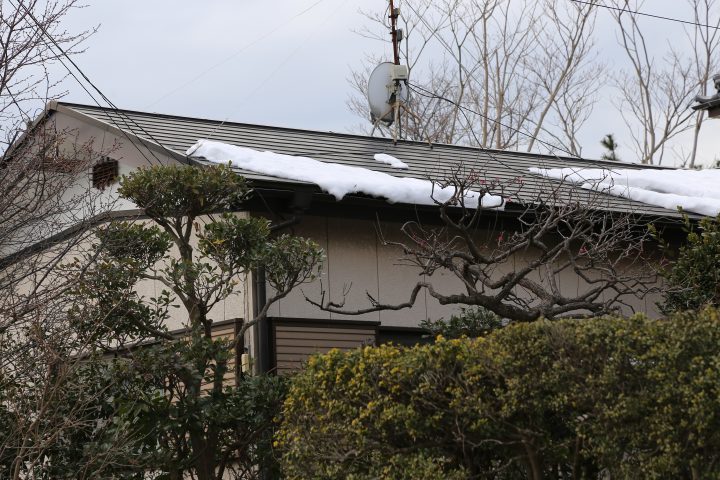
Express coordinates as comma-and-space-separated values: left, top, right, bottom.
52, 101, 682, 220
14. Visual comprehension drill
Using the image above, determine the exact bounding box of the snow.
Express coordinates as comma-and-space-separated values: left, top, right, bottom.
530, 167, 720, 217
374, 153, 409, 169
186, 140, 504, 209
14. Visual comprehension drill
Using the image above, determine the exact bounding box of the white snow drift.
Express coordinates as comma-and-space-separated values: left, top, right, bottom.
187, 140, 503, 209
373, 153, 409, 169
530, 167, 720, 217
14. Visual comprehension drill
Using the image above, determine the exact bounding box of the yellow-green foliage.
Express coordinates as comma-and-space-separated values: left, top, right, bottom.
278, 310, 720, 479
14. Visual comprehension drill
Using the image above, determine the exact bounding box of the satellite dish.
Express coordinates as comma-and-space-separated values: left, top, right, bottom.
367, 62, 409, 126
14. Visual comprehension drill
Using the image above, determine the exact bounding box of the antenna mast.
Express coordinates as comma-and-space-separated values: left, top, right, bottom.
389, 0, 403, 140
389, 0, 400, 66
369, 1, 433, 147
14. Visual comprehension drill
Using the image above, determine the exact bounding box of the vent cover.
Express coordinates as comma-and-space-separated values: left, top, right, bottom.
92, 157, 119, 190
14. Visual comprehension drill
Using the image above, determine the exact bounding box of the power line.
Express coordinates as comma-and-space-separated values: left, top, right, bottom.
406, 84, 555, 179
204, 0, 349, 143
10, 0, 176, 167
571, 0, 720, 30
146, 0, 326, 109
400, 1, 586, 164
409, 83, 583, 162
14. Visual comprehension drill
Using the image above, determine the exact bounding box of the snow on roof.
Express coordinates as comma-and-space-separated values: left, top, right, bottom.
374, 153, 409, 169
187, 140, 503, 209
530, 167, 720, 217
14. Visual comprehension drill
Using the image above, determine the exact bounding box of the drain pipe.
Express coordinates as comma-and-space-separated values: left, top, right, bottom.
252, 216, 301, 374
252, 266, 269, 374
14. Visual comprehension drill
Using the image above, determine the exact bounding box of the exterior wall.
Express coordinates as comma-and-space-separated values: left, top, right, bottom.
2, 112, 258, 359
266, 216, 459, 327
267, 215, 664, 326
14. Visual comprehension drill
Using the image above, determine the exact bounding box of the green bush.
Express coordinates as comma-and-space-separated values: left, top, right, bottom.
420, 306, 503, 338
278, 309, 720, 479
661, 214, 720, 313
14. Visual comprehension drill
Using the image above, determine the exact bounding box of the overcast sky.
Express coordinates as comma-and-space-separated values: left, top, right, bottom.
56, 0, 720, 166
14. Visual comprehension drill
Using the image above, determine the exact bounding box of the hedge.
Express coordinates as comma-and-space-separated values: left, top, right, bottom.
278, 309, 720, 479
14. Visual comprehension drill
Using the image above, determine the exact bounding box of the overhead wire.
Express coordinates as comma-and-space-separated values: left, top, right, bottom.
409, 83, 585, 162
570, 0, 720, 30
407, 83, 550, 178
236, 0, 350, 108
202, 0, 350, 143
10, 0, 177, 167
399, 0, 587, 170
146, 0, 327, 109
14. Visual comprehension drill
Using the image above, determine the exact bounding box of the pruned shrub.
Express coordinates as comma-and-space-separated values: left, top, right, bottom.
278, 309, 720, 479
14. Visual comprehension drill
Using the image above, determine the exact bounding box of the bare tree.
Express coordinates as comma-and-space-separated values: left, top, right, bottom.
686, 0, 720, 168
349, 0, 601, 156
0, 2, 130, 478
609, 0, 718, 165
0, 0, 94, 146
308, 172, 659, 322
0, 0, 97, 334
0, 135, 120, 479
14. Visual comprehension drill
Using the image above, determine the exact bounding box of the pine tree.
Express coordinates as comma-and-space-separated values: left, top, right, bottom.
600, 134, 620, 161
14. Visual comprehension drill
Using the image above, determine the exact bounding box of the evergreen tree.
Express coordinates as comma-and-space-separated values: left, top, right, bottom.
600, 133, 620, 161
62, 164, 322, 479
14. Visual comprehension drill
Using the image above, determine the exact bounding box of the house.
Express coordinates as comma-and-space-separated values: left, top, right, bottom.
2, 101, 689, 374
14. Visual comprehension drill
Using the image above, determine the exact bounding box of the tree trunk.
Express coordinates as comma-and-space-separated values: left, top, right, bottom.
523, 441, 543, 480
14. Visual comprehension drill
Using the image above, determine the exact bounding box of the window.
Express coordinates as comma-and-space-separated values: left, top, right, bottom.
92, 157, 119, 189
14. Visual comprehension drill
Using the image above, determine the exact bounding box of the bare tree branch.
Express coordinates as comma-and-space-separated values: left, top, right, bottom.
308, 171, 660, 323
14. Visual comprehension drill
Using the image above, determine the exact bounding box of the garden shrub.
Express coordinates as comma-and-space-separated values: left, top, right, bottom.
278, 309, 720, 479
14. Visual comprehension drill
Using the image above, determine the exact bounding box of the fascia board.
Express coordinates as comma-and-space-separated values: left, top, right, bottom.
54, 103, 197, 166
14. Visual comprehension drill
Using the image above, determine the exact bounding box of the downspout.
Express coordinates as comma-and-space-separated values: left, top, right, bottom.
252, 267, 269, 374
252, 216, 301, 374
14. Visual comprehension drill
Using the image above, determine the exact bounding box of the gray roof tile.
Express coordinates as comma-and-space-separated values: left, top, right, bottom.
59, 102, 683, 220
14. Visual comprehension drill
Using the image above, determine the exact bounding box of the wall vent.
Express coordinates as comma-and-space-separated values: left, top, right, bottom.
92, 157, 119, 190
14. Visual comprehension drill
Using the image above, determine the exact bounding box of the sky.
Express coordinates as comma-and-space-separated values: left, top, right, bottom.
54, 0, 720, 166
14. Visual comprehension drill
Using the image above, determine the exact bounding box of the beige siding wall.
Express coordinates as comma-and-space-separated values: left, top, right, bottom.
269, 215, 664, 326
267, 216, 459, 327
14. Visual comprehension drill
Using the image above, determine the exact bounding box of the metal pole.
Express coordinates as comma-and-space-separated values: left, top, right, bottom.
389, 0, 400, 65
389, 0, 402, 140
